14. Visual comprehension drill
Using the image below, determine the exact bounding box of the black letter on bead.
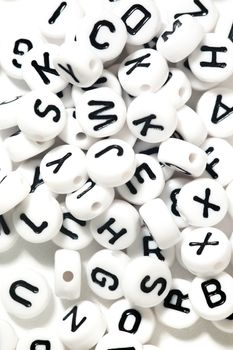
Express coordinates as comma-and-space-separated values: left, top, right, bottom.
193, 188, 220, 218
9, 280, 39, 307
211, 94, 233, 124
228, 23, 233, 42
205, 147, 219, 179
125, 53, 151, 75
0, 215, 10, 235
174, 0, 208, 19
121, 4, 151, 35
97, 218, 127, 245
30, 166, 44, 193
201, 279, 226, 308
91, 267, 119, 290
57, 63, 80, 84
132, 114, 164, 136
46, 152, 72, 173
60, 212, 86, 240
31, 52, 59, 85
63, 306, 87, 332
76, 179, 96, 199
95, 144, 124, 158
164, 289, 190, 313
161, 19, 182, 42
118, 309, 142, 333
34, 99, 61, 123
30, 340, 51, 350
189, 231, 219, 255
88, 100, 117, 131
200, 46, 227, 68
126, 162, 156, 195
89, 20, 116, 50
12, 38, 33, 68
48, 2, 67, 24
20, 214, 48, 234
140, 275, 167, 295
170, 188, 181, 217
143, 235, 165, 261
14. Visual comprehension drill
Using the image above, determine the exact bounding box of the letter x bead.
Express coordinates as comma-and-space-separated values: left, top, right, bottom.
189, 272, 233, 321
86, 249, 130, 300
16, 328, 65, 350
180, 227, 231, 277
1, 268, 51, 320
177, 178, 228, 227
0, 320, 17, 350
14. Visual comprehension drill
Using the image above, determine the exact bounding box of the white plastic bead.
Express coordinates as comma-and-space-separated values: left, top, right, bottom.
16, 328, 65, 350
52, 203, 93, 250
155, 278, 199, 329
96, 332, 142, 350
213, 314, 233, 334
57, 84, 74, 108
180, 227, 231, 277
21, 44, 67, 92
175, 226, 196, 268
114, 0, 161, 45
0, 96, 22, 130
55, 249, 81, 300
86, 138, 136, 187
139, 198, 180, 249
40, 145, 87, 194
160, 177, 189, 229
122, 256, 172, 307
177, 178, 228, 227
176, 105, 207, 146
197, 88, 233, 138
0, 211, 18, 253
90, 199, 140, 250
225, 180, 233, 219
76, 11, 127, 63
107, 299, 156, 344
143, 345, 160, 350
13, 192, 63, 243
201, 138, 233, 186
118, 48, 169, 97
86, 249, 130, 300
188, 34, 233, 84
4, 131, 55, 163
189, 272, 233, 321
127, 93, 177, 143
112, 124, 137, 147
77, 87, 126, 138
0, 170, 30, 215
1, 268, 51, 320
0, 146, 12, 181
117, 154, 165, 205
17, 89, 66, 142
0, 320, 17, 350
57, 301, 106, 350
157, 15, 204, 63
127, 226, 175, 268
53, 43, 103, 87
158, 138, 207, 177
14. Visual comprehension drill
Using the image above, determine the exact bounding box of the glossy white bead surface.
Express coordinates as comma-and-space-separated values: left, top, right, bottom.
0, 320, 17, 350
16, 328, 65, 350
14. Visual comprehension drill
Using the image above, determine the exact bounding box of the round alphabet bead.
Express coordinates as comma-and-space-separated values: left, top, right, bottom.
158, 138, 207, 177
1, 268, 51, 320
54, 43, 103, 87
0, 320, 17, 350
117, 154, 165, 205
13, 192, 63, 243
118, 49, 169, 97
86, 138, 136, 187
52, 203, 93, 250
127, 93, 177, 143
17, 329, 64, 350
157, 15, 204, 63
122, 256, 172, 308
40, 145, 87, 194
155, 279, 199, 329
213, 314, 233, 334
139, 199, 180, 249
22, 44, 68, 92
90, 199, 140, 250
180, 227, 231, 277
196, 88, 233, 138
107, 298, 156, 343
17, 89, 66, 142
188, 34, 233, 84
96, 332, 142, 350
57, 300, 106, 350
55, 249, 81, 300
0, 211, 18, 253
0, 170, 31, 215
86, 249, 130, 300
201, 138, 233, 186
177, 178, 228, 227
114, 0, 161, 45
77, 87, 126, 138
189, 272, 233, 321
127, 225, 175, 268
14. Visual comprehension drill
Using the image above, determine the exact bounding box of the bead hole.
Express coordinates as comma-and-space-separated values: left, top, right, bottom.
91, 202, 101, 211
76, 132, 86, 141
189, 153, 198, 163
73, 176, 82, 185
89, 59, 97, 70
140, 84, 151, 92
63, 271, 74, 282
179, 87, 185, 97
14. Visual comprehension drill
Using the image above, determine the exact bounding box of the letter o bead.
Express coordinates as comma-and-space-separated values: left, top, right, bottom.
122, 256, 172, 308
16, 328, 65, 350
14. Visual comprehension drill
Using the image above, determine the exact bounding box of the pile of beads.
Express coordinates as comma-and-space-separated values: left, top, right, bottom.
0, 0, 233, 348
